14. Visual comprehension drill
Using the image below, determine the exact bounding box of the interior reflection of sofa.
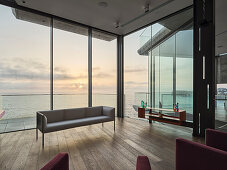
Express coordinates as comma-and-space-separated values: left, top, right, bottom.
36, 106, 115, 147
176, 129, 227, 170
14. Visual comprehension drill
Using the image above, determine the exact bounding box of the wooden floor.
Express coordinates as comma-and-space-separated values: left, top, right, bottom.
0, 118, 203, 170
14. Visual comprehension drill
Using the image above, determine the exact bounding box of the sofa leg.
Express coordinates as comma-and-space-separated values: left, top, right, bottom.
42, 133, 44, 148
36, 128, 38, 141
114, 120, 115, 131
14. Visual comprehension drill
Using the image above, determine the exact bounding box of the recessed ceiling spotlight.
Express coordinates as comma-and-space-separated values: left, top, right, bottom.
98, 2, 108, 8
114, 21, 120, 28
144, 3, 150, 13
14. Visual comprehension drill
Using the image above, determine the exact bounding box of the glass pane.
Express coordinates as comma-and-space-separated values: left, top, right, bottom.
53, 20, 88, 109
176, 29, 193, 121
124, 26, 151, 118
159, 35, 174, 109
92, 30, 117, 113
0, 5, 50, 132
215, 0, 227, 131
125, 7, 193, 123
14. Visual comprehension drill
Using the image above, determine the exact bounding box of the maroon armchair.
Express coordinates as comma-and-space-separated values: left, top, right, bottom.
205, 128, 227, 151
176, 129, 227, 170
136, 156, 151, 170
41, 152, 69, 170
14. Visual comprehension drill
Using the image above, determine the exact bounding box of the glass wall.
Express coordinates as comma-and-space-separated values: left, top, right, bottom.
124, 8, 193, 122
176, 29, 193, 121
0, 5, 118, 133
92, 30, 117, 113
53, 20, 88, 109
0, 5, 50, 132
215, 0, 227, 131
124, 27, 150, 118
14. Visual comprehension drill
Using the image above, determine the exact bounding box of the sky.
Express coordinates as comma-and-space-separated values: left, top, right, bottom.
0, 5, 118, 95
0, 4, 195, 96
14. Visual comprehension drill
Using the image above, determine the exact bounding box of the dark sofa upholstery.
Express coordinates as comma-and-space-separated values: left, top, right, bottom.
37, 106, 115, 147
176, 129, 227, 170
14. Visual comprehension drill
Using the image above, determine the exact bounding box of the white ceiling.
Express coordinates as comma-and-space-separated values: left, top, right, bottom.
14, 0, 227, 55
15, 0, 193, 35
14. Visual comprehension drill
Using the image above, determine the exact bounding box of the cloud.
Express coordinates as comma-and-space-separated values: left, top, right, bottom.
125, 81, 147, 85
0, 57, 78, 81
125, 68, 147, 73
0, 57, 114, 85
93, 73, 113, 78
92, 67, 100, 71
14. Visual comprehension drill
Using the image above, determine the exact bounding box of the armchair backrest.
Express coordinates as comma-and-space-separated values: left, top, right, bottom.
205, 128, 227, 152
176, 138, 227, 170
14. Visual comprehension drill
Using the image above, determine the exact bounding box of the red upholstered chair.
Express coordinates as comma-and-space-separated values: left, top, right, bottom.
205, 128, 227, 152
136, 156, 151, 170
176, 129, 227, 170
41, 152, 69, 170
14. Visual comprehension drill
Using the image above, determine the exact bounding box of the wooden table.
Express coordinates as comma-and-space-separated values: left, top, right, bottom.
138, 107, 186, 126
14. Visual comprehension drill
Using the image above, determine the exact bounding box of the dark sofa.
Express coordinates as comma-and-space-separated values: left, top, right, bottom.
36, 106, 115, 147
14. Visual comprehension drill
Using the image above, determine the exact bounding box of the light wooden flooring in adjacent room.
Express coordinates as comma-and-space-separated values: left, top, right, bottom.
0, 118, 203, 170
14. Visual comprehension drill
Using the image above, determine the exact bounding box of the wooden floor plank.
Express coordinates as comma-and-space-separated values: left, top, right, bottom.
0, 118, 203, 170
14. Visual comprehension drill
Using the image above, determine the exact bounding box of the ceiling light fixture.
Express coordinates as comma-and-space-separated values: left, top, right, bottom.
121, 0, 174, 27
114, 21, 120, 28
144, 3, 150, 13
98, 2, 108, 8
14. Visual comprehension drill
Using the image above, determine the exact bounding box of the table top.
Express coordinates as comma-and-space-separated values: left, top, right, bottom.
139, 107, 186, 113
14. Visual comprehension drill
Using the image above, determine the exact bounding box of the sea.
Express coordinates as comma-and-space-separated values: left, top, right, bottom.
0, 92, 226, 123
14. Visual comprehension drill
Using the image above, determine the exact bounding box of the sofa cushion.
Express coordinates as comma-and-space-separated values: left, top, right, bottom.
42, 110, 64, 123
45, 116, 112, 133
85, 106, 103, 117
64, 108, 86, 120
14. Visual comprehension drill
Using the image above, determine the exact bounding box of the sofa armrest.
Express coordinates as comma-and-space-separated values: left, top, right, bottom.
176, 138, 227, 170
41, 152, 69, 170
103, 106, 115, 119
37, 112, 47, 133
205, 128, 227, 152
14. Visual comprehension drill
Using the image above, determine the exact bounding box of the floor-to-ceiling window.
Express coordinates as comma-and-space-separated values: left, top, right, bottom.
215, 0, 227, 131
92, 30, 117, 113
53, 20, 88, 109
124, 7, 193, 122
176, 29, 193, 121
0, 4, 118, 133
0, 5, 50, 132
124, 27, 150, 118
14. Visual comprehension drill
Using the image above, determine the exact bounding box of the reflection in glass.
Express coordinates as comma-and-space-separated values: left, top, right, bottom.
125, 8, 193, 121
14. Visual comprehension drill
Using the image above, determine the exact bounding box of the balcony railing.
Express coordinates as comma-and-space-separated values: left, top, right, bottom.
0, 94, 117, 133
